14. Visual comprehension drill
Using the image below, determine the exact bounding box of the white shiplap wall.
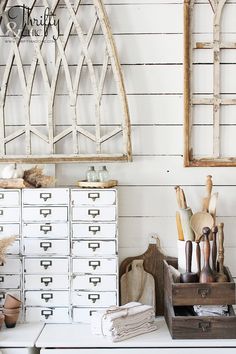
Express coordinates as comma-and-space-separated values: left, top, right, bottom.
1, 0, 236, 277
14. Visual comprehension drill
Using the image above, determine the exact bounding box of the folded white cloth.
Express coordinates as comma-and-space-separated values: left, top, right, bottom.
194, 305, 228, 316
91, 302, 157, 342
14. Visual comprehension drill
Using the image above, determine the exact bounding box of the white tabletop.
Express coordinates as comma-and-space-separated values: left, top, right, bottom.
36, 318, 236, 348
0, 323, 44, 347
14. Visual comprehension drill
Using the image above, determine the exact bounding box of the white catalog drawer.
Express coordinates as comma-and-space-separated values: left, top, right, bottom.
71, 190, 116, 205
25, 307, 70, 323
72, 223, 117, 238
72, 291, 117, 307
0, 208, 20, 222
22, 207, 68, 222
0, 258, 22, 273
72, 206, 116, 221
73, 307, 104, 323
24, 258, 69, 274
72, 275, 117, 291
25, 290, 70, 307
0, 223, 20, 237
23, 239, 69, 256
0, 190, 20, 206
23, 188, 69, 205
73, 257, 117, 274
72, 240, 116, 257
0, 275, 21, 289
0, 290, 21, 306
24, 274, 69, 290
23, 222, 69, 238
6, 240, 20, 255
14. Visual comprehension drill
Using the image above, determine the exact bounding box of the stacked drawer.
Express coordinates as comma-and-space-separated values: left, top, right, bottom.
22, 189, 70, 323
0, 189, 22, 308
71, 189, 118, 323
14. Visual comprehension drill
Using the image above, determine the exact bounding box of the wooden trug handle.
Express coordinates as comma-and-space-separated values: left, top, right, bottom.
185, 240, 192, 273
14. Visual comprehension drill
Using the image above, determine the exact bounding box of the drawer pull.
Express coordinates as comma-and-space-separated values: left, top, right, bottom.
89, 225, 101, 235
41, 309, 53, 319
40, 209, 52, 218
88, 242, 100, 252
40, 225, 52, 234
41, 277, 53, 286
0, 193, 4, 199
0, 262, 4, 267
88, 192, 100, 201
198, 288, 210, 298
88, 209, 100, 218
88, 293, 100, 303
40, 193, 52, 201
89, 310, 97, 316
40, 242, 52, 251
40, 260, 52, 269
89, 277, 101, 286
88, 260, 101, 270
0, 210, 4, 216
199, 321, 211, 332
0, 276, 4, 282
41, 293, 53, 302
0, 292, 5, 300
0, 226, 3, 232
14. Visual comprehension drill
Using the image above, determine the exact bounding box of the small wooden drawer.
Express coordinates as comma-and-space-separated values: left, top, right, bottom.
164, 260, 236, 306
22, 206, 68, 222
72, 222, 117, 239
71, 189, 116, 206
23, 239, 69, 256
72, 240, 116, 257
72, 206, 116, 222
72, 257, 117, 274
23, 189, 69, 205
72, 307, 104, 323
0, 290, 21, 307
25, 290, 70, 307
25, 306, 70, 323
165, 296, 236, 339
0, 275, 21, 289
0, 223, 20, 237
72, 274, 117, 291
0, 190, 20, 206
24, 274, 69, 290
24, 258, 69, 274
72, 291, 117, 307
0, 258, 22, 273
23, 222, 69, 238
0, 207, 20, 222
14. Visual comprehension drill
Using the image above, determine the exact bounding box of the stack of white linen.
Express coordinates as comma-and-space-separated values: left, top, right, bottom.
194, 305, 228, 316
91, 302, 157, 342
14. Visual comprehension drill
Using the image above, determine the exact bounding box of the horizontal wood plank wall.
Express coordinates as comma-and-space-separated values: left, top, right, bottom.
1, 1, 236, 278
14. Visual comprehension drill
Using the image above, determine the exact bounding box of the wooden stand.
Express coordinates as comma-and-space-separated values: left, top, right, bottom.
76, 180, 118, 188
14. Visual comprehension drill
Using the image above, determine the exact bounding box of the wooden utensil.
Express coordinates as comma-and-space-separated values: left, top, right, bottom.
180, 240, 199, 283
202, 175, 213, 212
179, 208, 195, 241
176, 211, 184, 241
208, 192, 218, 225
199, 227, 215, 283
179, 187, 187, 209
215, 223, 228, 282
175, 186, 182, 209
190, 212, 214, 241
211, 226, 218, 272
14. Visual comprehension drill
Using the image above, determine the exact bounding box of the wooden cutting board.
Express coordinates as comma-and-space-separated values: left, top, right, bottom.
119, 237, 177, 315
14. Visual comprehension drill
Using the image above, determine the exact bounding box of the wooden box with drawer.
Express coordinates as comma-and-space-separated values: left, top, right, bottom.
164, 260, 236, 339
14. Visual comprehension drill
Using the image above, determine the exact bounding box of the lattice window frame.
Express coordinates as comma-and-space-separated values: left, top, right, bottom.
184, 0, 236, 167
0, 0, 132, 163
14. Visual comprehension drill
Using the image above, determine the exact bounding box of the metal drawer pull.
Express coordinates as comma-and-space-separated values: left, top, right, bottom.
40, 209, 52, 218
41, 277, 53, 286
88, 192, 100, 201
199, 321, 211, 332
88, 260, 101, 270
89, 310, 97, 316
40, 260, 52, 269
89, 225, 101, 234
0, 193, 4, 199
0, 293, 5, 300
0, 210, 3, 216
40, 193, 52, 201
198, 288, 210, 298
88, 243, 100, 252
88, 209, 100, 218
0, 276, 4, 282
41, 293, 53, 302
89, 277, 101, 286
40, 225, 52, 234
41, 309, 53, 319
88, 294, 100, 303
0, 226, 3, 232
40, 242, 52, 251
0, 262, 3, 267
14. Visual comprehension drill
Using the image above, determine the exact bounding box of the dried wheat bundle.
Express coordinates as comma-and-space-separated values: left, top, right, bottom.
0, 236, 16, 263
23, 166, 55, 188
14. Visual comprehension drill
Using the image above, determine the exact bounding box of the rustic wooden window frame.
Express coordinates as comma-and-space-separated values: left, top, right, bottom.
184, 0, 236, 167
0, 0, 132, 163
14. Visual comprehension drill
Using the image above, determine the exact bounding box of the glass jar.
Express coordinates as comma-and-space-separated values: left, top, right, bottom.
98, 166, 109, 182
86, 166, 98, 182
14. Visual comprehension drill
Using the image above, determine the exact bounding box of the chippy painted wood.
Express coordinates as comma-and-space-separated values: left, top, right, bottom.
0, 0, 131, 162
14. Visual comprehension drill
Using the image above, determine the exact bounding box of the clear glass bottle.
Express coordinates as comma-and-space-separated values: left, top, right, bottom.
86, 166, 98, 182
98, 165, 109, 182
